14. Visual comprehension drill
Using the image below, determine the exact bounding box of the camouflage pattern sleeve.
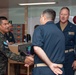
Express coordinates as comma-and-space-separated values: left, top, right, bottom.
0, 33, 25, 62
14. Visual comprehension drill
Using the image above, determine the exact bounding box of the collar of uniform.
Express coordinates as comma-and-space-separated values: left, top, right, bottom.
45, 21, 54, 25
68, 21, 73, 27
57, 20, 72, 31
65, 21, 73, 30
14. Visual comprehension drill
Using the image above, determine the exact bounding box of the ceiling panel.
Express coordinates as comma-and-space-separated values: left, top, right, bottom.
0, 0, 76, 8
0, 0, 9, 8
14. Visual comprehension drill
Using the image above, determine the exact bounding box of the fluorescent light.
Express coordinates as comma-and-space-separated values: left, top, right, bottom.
19, 2, 56, 6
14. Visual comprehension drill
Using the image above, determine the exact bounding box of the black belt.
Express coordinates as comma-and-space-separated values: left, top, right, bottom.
65, 49, 74, 53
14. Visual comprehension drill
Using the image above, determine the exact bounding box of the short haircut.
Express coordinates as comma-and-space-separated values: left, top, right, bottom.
0, 16, 8, 24
60, 7, 70, 14
42, 9, 56, 21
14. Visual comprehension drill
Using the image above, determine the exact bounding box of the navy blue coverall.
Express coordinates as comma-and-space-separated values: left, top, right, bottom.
32, 21, 65, 75
56, 21, 76, 75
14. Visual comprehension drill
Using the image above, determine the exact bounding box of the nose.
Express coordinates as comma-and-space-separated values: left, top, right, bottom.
6, 23, 10, 28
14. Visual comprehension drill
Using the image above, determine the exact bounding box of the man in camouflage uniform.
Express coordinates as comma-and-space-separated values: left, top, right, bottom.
0, 16, 34, 75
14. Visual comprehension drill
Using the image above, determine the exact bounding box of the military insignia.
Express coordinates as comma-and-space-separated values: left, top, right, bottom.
10, 36, 12, 38
3, 41, 8, 45
68, 32, 75, 35
3, 41, 9, 50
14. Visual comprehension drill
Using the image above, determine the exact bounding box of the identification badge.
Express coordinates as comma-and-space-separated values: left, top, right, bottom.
68, 32, 75, 35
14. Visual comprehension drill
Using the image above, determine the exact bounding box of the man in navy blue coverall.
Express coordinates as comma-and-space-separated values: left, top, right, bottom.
5, 23, 15, 45
32, 9, 65, 75
56, 7, 76, 75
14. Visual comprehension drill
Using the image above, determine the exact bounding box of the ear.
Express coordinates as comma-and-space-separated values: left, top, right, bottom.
42, 16, 45, 21
43, 15, 47, 21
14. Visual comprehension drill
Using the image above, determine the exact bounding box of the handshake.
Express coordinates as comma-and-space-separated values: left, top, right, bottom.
24, 55, 34, 67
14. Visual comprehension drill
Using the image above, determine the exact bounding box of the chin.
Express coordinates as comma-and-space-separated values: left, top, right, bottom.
5, 31, 9, 33
61, 20, 66, 23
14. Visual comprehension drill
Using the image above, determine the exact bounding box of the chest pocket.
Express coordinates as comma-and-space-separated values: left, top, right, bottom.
68, 32, 75, 35
68, 32, 75, 41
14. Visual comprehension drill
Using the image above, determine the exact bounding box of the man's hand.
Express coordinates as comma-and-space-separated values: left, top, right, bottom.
49, 63, 63, 75
72, 60, 76, 70
24, 55, 34, 67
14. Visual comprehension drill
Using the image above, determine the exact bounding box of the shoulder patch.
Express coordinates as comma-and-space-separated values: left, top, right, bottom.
3, 41, 8, 45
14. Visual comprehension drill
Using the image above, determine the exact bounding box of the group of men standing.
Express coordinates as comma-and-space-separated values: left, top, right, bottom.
0, 6, 76, 75
32, 7, 76, 75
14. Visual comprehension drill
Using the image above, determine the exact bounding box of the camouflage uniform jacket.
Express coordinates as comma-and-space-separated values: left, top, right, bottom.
0, 32, 25, 74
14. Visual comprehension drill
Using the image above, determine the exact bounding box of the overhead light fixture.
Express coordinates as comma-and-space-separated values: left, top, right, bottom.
19, 2, 56, 6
